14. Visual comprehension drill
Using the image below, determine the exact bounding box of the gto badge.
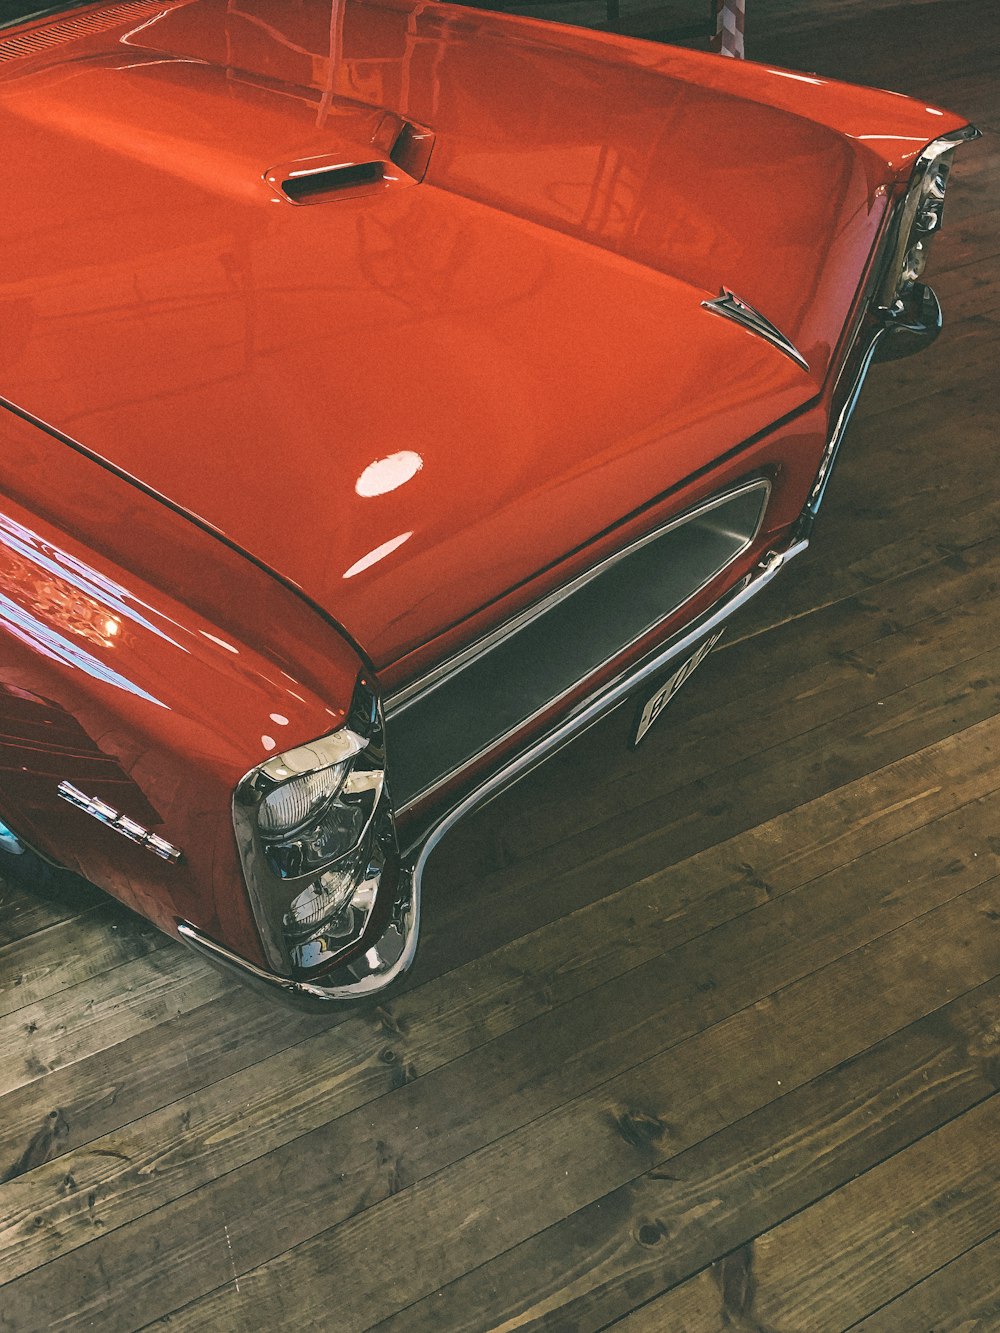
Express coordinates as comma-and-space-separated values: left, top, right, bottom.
57, 782, 182, 863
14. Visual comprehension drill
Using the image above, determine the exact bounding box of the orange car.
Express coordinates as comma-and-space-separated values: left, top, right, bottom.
0, 0, 977, 1001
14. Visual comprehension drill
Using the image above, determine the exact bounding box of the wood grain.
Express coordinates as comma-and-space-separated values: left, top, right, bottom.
851, 1228, 1000, 1332
157, 882, 1000, 1333
376, 976, 1000, 1332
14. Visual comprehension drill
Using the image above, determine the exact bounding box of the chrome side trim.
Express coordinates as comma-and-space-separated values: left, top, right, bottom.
175, 535, 806, 1006
701, 288, 810, 372
798, 325, 884, 533
386, 478, 770, 717
57, 781, 182, 863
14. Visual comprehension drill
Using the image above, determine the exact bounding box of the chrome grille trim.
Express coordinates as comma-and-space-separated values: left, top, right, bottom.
387, 478, 769, 718
387, 477, 770, 813
399, 536, 808, 853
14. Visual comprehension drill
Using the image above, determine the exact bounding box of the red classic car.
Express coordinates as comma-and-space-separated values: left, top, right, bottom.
0, 0, 977, 1002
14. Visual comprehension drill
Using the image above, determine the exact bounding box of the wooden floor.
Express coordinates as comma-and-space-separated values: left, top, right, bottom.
1, 2, 999, 1329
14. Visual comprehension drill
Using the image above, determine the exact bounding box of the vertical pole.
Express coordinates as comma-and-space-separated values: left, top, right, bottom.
712, 0, 746, 57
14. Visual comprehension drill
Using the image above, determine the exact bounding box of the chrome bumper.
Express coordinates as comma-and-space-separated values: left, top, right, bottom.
178, 870, 419, 1004
796, 280, 942, 540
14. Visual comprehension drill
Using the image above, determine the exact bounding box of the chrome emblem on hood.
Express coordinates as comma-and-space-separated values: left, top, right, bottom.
701, 287, 810, 372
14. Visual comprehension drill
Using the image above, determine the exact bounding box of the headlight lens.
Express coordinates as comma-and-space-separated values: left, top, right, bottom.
878, 126, 979, 315
233, 676, 400, 976
257, 765, 346, 836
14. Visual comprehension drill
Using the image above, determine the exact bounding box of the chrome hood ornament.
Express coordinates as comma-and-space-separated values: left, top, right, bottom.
701, 287, 810, 372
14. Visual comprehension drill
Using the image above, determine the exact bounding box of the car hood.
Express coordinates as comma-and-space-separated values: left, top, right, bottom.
0, 0, 964, 668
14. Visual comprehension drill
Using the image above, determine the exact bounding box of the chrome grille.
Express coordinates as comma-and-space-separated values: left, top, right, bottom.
386, 477, 769, 811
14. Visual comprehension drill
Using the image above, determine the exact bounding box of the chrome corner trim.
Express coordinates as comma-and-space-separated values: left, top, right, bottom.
176, 863, 418, 1005
701, 288, 810, 373
942, 124, 982, 145
57, 781, 182, 863
178, 533, 808, 1006
874, 280, 943, 362
386, 476, 772, 719
258, 728, 368, 784
799, 271, 944, 538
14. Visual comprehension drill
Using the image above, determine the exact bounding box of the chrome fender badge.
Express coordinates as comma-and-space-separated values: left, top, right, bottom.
57, 781, 182, 863
701, 287, 810, 372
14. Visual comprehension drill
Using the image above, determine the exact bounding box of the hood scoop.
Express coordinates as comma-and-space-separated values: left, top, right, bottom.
266, 117, 435, 206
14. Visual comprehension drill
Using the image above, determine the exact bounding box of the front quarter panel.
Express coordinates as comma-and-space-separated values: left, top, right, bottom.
0, 405, 364, 967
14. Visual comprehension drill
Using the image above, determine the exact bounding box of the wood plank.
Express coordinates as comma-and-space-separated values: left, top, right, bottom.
741, 473, 1000, 646
0, 948, 230, 1100
851, 1228, 1000, 1332
2, 777, 998, 1285
853, 317, 999, 420
0, 902, 167, 1017
751, 0, 1000, 94
0, 985, 330, 1183
151, 880, 1000, 1333
0, 882, 74, 950
631, 1094, 1000, 1331
372, 977, 1000, 1332
0, 868, 102, 948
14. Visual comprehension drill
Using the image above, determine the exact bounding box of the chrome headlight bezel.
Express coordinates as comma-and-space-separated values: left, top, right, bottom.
877, 125, 980, 316
233, 675, 400, 977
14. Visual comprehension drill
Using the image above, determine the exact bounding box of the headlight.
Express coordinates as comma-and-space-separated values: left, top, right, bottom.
233, 676, 400, 975
257, 764, 349, 836
877, 126, 979, 316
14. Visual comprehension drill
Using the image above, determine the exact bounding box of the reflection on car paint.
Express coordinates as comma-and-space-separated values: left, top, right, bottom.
343, 531, 413, 580
0, 511, 181, 647
0, 590, 166, 706
355, 451, 424, 498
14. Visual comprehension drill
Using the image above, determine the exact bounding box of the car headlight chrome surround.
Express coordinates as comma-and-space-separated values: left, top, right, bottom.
233, 676, 400, 976
877, 125, 979, 317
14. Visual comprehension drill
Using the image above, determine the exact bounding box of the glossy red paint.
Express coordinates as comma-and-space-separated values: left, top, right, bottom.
0, 406, 364, 966
0, 0, 965, 672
